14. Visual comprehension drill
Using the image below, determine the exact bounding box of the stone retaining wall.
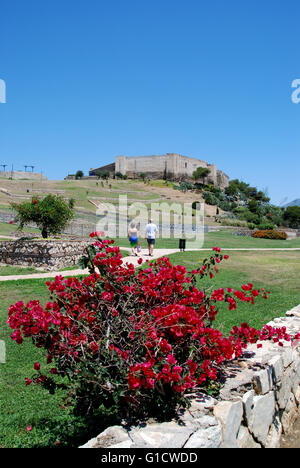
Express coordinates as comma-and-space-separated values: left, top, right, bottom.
232, 229, 254, 237
0, 239, 89, 271
80, 304, 300, 449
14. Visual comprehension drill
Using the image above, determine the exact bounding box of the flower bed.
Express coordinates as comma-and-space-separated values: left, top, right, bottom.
252, 230, 288, 240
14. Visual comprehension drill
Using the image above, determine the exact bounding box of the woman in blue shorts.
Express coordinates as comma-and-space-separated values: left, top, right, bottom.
128, 222, 139, 256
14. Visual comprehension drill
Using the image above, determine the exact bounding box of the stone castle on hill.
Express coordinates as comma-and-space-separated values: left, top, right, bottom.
89, 153, 230, 188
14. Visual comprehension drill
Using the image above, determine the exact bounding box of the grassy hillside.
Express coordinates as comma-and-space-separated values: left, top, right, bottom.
0, 177, 218, 218
0, 177, 222, 240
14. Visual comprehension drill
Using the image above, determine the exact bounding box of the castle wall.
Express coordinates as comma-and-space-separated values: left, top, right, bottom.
93, 154, 229, 188
124, 154, 167, 177
217, 170, 230, 189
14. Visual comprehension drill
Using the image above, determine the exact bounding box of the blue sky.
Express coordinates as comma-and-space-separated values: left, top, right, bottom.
0, 0, 299, 205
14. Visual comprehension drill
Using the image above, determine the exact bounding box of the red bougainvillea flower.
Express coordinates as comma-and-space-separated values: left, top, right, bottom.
33, 362, 40, 371
89, 231, 105, 238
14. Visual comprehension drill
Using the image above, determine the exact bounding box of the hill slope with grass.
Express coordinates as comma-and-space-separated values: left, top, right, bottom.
0, 176, 299, 240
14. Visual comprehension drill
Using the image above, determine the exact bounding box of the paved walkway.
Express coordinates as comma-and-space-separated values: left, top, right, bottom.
0, 248, 177, 282
1, 247, 300, 282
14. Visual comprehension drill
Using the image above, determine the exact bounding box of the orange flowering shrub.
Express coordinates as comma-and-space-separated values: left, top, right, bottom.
252, 229, 287, 240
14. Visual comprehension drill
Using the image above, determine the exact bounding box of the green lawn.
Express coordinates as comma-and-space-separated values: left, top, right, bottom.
0, 278, 120, 448
0, 249, 299, 447
201, 229, 300, 249
0, 265, 41, 276
0, 221, 40, 238
165, 250, 300, 333
114, 229, 300, 250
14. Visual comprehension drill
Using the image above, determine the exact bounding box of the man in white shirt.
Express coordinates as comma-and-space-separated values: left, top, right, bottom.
145, 219, 158, 256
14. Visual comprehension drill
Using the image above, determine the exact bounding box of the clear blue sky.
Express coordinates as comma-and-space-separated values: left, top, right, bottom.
0, 0, 299, 205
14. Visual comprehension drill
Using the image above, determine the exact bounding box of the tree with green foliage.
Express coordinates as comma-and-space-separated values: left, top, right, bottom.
248, 198, 259, 214
75, 170, 84, 179
192, 167, 211, 184
95, 169, 109, 180
11, 195, 75, 239
283, 206, 300, 228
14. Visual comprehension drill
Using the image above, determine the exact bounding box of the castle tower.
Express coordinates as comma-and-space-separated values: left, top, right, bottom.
115, 155, 127, 175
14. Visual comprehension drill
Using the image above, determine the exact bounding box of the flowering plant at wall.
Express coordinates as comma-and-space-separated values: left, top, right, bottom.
7, 234, 297, 418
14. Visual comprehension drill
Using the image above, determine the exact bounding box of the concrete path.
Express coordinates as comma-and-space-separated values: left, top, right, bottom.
0, 248, 177, 282
0, 247, 300, 282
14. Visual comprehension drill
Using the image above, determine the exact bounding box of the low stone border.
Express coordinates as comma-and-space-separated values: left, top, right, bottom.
80, 304, 300, 449
0, 239, 89, 271
232, 229, 254, 237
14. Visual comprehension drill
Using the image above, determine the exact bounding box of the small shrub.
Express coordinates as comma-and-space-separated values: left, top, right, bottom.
217, 201, 231, 212
203, 191, 219, 206
257, 223, 275, 230
220, 218, 248, 227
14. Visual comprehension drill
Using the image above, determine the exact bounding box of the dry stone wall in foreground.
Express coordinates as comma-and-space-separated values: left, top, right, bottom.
80, 304, 300, 449
0, 239, 89, 271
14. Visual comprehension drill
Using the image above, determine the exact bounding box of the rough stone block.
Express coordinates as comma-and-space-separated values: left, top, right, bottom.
237, 425, 261, 448
281, 393, 298, 434
281, 346, 293, 368
276, 367, 294, 410
248, 392, 275, 446
242, 390, 254, 426
266, 413, 282, 448
186, 392, 216, 418
129, 421, 194, 448
184, 425, 222, 448
79, 426, 132, 448
213, 400, 243, 448
253, 368, 272, 395
269, 355, 283, 384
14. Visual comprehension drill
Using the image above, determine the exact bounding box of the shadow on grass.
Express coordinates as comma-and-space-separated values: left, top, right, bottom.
30, 409, 122, 448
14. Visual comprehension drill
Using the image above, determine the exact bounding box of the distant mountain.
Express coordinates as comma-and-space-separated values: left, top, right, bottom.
283, 199, 300, 208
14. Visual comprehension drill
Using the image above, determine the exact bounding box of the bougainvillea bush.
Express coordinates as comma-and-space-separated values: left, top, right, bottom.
7, 234, 296, 419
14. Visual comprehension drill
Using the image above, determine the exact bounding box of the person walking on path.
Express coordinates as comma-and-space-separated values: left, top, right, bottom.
145, 219, 158, 256
128, 222, 139, 256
